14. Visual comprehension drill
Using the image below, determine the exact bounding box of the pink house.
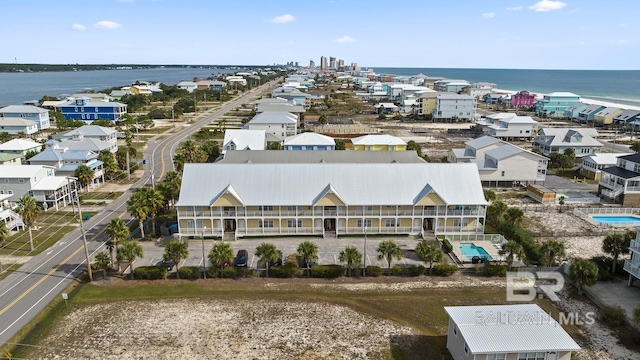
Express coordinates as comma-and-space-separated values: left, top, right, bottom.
511, 90, 536, 108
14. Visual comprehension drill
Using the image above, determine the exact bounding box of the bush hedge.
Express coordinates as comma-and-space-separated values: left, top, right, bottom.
365, 265, 383, 277
269, 264, 298, 278
310, 264, 346, 279
177, 266, 201, 280
442, 238, 453, 254
600, 305, 626, 327
433, 263, 459, 276
391, 265, 425, 277
475, 263, 507, 277
133, 266, 167, 280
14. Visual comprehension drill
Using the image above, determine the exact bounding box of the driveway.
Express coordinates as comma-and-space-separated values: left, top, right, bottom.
543, 174, 598, 191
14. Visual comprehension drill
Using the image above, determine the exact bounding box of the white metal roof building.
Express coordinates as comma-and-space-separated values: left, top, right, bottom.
222, 129, 266, 154
244, 111, 298, 141
445, 304, 580, 359
284, 132, 335, 150
176, 162, 488, 238
351, 135, 407, 151
218, 150, 427, 164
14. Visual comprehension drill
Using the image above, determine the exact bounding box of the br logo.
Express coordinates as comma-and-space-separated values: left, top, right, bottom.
506, 271, 564, 302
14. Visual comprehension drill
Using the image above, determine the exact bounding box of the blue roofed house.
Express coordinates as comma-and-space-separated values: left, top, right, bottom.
28, 145, 104, 191
0, 105, 50, 130
562, 102, 588, 120
284, 132, 335, 151
535, 92, 581, 118
612, 110, 640, 127
577, 104, 606, 123
54, 97, 127, 122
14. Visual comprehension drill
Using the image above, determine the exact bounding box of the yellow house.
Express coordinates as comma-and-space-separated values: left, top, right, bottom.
129, 85, 152, 96
416, 92, 438, 116
351, 135, 407, 151
176, 163, 487, 240
593, 107, 623, 126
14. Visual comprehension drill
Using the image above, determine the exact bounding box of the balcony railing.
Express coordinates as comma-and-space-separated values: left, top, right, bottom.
601, 186, 624, 199
624, 260, 640, 279
239, 227, 321, 235
338, 226, 417, 234
177, 208, 486, 218
630, 239, 640, 254
179, 228, 222, 236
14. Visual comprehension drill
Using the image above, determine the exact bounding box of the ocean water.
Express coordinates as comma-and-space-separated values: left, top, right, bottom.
373, 68, 640, 107
0, 67, 236, 106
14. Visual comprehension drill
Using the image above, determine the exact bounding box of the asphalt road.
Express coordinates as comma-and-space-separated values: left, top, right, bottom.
0, 80, 279, 347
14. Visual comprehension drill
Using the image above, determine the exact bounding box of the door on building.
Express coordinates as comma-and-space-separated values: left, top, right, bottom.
224, 219, 236, 231
324, 218, 336, 231
423, 218, 434, 231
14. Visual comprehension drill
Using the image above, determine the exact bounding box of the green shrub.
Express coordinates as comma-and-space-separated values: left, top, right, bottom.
206, 267, 220, 278
133, 266, 167, 280
391, 265, 425, 276
222, 266, 238, 278
391, 265, 404, 276
600, 305, 626, 327
236, 267, 252, 278
634, 303, 640, 323
269, 264, 297, 278
442, 239, 453, 254
433, 263, 459, 276
177, 266, 201, 280
310, 265, 346, 279
476, 263, 507, 277
365, 265, 383, 277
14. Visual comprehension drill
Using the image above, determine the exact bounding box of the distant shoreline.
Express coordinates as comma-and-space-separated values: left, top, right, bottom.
494, 88, 640, 112
0, 64, 273, 73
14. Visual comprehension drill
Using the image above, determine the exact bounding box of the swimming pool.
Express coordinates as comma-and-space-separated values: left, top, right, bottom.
592, 215, 640, 226
459, 243, 493, 260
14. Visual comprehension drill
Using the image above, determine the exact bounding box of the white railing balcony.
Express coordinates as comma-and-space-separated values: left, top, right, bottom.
624, 260, 640, 279
374, 226, 413, 234
222, 211, 236, 217
180, 228, 222, 236
601, 186, 624, 199
599, 178, 619, 189
630, 240, 640, 254
626, 186, 640, 193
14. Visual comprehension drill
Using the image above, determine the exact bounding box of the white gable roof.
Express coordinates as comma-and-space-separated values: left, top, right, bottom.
222, 130, 266, 151
284, 132, 335, 146
248, 111, 297, 125
0, 139, 42, 151
351, 135, 406, 146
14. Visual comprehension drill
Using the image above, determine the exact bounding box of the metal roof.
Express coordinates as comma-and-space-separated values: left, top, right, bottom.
218, 150, 427, 164
486, 113, 517, 120
445, 304, 581, 354
248, 111, 297, 124
61, 125, 118, 137
0, 105, 48, 114
0, 139, 42, 151
0, 117, 39, 127
177, 163, 487, 207
601, 166, 640, 179
351, 135, 406, 146
484, 144, 525, 160
56, 137, 113, 152
502, 116, 538, 124
545, 92, 580, 98
537, 128, 602, 147
30, 176, 69, 191
465, 136, 502, 150
284, 132, 335, 146
223, 130, 266, 151
0, 165, 54, 178
256, 104, 306, 113
579, 105, 605, 115
593, 107, 620, 116
583, 153, 630, 165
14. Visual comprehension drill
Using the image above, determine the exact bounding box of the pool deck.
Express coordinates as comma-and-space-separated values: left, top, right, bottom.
454, 240, 503, 263
589, 215, 640, 227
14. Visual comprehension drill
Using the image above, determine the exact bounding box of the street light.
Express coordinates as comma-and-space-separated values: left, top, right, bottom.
202, 226, 207, 279
362, 225, 367, 277
68, 177, 93, 282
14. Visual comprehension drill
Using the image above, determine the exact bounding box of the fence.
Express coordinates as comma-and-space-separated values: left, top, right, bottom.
529, 229, 613, 238
573, 207, 640, 228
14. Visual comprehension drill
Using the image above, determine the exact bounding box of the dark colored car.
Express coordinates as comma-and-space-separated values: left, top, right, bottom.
158, 258, 174, 270
268, 250, 283, 267
234, 249, 249, 267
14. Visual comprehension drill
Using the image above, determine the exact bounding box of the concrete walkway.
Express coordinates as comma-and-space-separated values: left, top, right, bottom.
586, 278, 640, 324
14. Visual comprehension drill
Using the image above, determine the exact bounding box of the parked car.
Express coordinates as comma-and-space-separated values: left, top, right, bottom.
234, 249, 249, 267
268, 250, 283, 267
157, 258, 174, 270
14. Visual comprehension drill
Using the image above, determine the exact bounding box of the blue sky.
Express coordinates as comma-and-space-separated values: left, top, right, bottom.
1, 0, 638, 69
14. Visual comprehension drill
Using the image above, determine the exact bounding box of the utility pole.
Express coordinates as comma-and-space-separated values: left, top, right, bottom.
202, 226, 207, 279
362, 225, 367, 276
70, 177, 93, 282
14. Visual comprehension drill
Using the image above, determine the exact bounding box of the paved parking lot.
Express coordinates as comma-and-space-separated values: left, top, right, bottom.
135, 236, 426, 272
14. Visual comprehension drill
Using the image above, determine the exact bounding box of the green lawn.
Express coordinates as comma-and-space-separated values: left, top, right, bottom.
0, 225, 76, 256
79, 192, 124, 200
551, 169, 599, 184
0, 263, 22, 281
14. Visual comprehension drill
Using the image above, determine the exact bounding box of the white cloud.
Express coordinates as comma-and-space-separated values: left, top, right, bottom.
268, 14, 295, 24
528, 0, 567, 12
336, 35, 355, 43
619, 23, 626, 27
72, 23, 86, 31
94, 21, 122, 29
506, 6, 523, 11
610, 39, 628, 45
482, 12, 495, 18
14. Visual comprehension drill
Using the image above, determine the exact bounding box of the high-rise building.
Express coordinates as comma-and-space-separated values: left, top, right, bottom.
338, 59, 344, 69
320, 56, 328, 70
329, 57, 336, 69
351, 62, 360, 71
295, 62, 299, 67
309, 60, 316, 69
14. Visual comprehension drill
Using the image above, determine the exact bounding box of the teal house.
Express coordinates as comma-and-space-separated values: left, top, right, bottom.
535, 92, 580, 118
562, 102, 588, 120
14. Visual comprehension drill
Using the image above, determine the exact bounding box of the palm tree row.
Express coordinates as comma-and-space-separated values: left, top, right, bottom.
127, 187, 164, 239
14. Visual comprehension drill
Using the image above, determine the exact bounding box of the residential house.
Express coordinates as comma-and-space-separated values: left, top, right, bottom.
510, 90, 536, 108
0, 193, 24, 230
218, 150, 426, 164
271, 88, 310, 107
562, 102, 588, 120
612, 110, 640, 126
445, 304, 580, 360
175, 162, 488, 239
624, 231, 640, 287
374, 103, 399, 114
434, 93, 476, 121
0, 165, 74, 210
0, 105, 50, 130
536, 92, 581, 118
222, 129, 266, 154
580, 153, 631, 180
533, 128, 602, 157
0, 139, 43, 157
284, 132, 335, 151
48, 132, 117, 153
449, 136, 548, 186
128, 85, 152, 96
466, 82, 496, 99
52, 125, 119, 148
415, 92, 438, 116
54, 97, 127, 122
0, 117, 39, 135
476, 113, 539, 140
599, 153, 640, 205
0, 153, 22, 165
256, 103, 306, 127
71, 93, 112, 102
40, 100, 67, 110
176, 81, 197, 93
109, 89, 130, 100
244, 111, 297, 142
577, 105, 606, 123
351, 135, 407, 151
253, 98, 288, 110
28, 146, 104, 189
482, 93, 501, 104
433, 79, 470, 93
594, 107, 623, 126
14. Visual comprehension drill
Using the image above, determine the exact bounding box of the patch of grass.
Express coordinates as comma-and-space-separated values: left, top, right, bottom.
79, 192, 124, 200
551, 169, 598, 185
0, 263, 22, 280
0, 226, 76, 256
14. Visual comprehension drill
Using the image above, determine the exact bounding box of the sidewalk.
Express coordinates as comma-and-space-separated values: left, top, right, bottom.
586, 278, 640, 325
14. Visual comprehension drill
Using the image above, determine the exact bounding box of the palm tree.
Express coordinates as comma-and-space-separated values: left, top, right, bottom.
127, 190, 149, 239
540, 239, 566, 267
415, 241, 443, 275
602, 233, 630, 273
0, 221, 8, 248
297, 241, 319, 277
569, 258, 598, 295
504, 207, 524, 225
17, 195, 41, 251
160, 171, 182, 208
74, 164, 95, 193
499, 240, 525, 270
139, 187, 164, 237
93, 251, 111, 279
164, 240, 189, 277
179, 139, 200, 163
105, 217, 130, 269
377, 240, 403, 274
208, 242, 234, 277
339, 246, 362, 277
173, 153, 188, 173
255, 242, 279, 278
632, 141, 640, 153
116, 240, 144, 279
